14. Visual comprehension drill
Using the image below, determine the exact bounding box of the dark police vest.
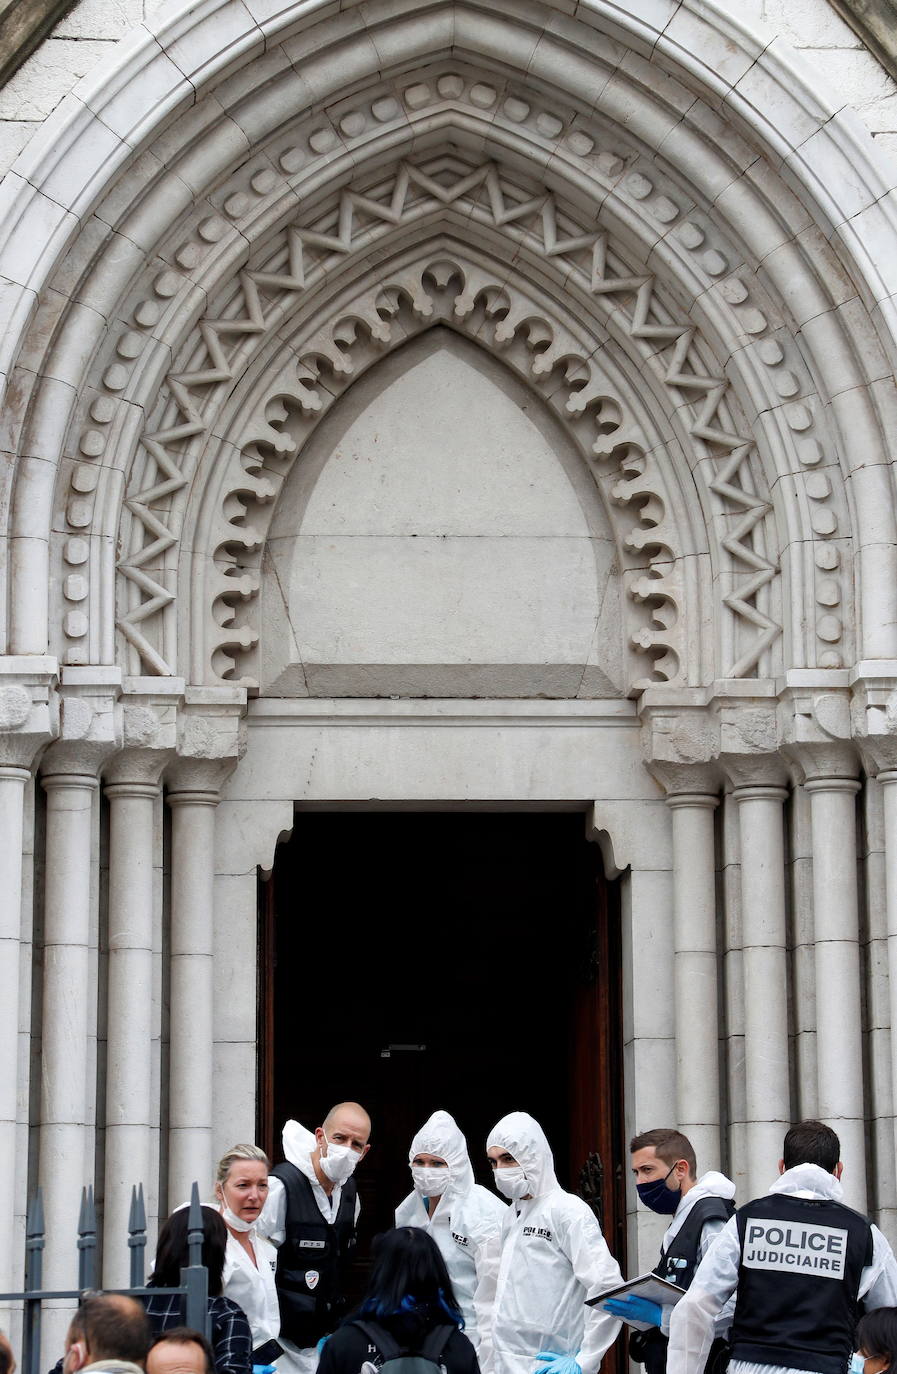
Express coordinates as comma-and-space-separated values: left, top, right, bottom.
730, 1193, 873, 1374
271, 1161, 358, 1348
632, 1196, 736, 1374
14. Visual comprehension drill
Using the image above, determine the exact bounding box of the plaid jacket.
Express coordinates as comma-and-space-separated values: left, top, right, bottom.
144, 1292, 252, 1374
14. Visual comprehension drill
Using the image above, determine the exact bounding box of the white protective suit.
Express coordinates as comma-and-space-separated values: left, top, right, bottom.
395, 1111, 507, 1364
667, 1163, 897, 1374
257, 1121, 362, 1374
488, 1112, 623, 1374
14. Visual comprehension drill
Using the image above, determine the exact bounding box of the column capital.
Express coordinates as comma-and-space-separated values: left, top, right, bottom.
844, 671, 897, 775
0, 655, 59, 769
103, 683, 183, 788
166, 689, 246, 795
722, 753, 790, 791
648, 759, 721, 799
783, 741, 860, 786
639, 702, 719, 771
40, 666, 122, 779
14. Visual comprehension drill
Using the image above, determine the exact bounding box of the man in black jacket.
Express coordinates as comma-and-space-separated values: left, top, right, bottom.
259, 1103, 371, 1374
602, 1128, 736, 1374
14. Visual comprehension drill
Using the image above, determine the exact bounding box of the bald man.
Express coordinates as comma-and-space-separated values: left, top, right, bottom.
258, 1103, 371, 1374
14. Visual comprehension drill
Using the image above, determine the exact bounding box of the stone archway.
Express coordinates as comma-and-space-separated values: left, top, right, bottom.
3, 0, 897, 1314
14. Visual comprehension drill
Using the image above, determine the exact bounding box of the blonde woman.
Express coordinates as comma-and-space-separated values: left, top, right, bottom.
215, 1144, 282, 1363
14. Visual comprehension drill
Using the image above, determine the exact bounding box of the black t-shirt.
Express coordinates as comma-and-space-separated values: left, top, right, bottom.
317, 1320, 480, 1374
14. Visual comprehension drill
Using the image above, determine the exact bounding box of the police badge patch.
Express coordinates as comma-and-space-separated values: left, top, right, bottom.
306, 1271, 319, 1290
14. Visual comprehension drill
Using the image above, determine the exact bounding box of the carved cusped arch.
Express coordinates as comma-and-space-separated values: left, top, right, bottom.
108, 138, 813, 693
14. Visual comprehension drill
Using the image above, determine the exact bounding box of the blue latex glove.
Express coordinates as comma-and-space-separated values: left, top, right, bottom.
602, 1295, 662, 1326
315, 1336, 330, 1354
253, 1366, 277, 1374
535, 1353, 582, 1374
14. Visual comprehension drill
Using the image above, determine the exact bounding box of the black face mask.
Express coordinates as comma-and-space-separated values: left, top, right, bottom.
635, 1162, 681, 1215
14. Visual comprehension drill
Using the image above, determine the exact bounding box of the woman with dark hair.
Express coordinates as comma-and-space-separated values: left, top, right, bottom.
317, 1227, 480, 1374
145, 1206, 252, 1374
854, 1309, 897, 1374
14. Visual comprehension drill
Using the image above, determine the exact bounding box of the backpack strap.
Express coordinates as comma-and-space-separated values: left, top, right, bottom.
419, 1327, 454, 1362
351, 1321, 402, 1362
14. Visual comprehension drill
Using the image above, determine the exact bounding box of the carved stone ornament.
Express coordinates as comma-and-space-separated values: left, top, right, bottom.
108, 149, 791, 691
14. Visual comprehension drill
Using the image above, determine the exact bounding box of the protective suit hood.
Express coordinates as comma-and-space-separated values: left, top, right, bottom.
769, 1162, 843, 1201
409, 1110, 476, 1203
281, 1118, 319, 1184
487, 1111, 559, 1200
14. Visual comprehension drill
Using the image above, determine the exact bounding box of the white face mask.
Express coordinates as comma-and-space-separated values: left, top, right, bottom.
220, 1202, 253, 1233
319, 1131, 362, 1184
411, 1165, 450, 1197
494, 1165, 530, 1200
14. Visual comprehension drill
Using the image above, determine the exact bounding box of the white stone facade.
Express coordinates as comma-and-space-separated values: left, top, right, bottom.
4, 0, 897, 1323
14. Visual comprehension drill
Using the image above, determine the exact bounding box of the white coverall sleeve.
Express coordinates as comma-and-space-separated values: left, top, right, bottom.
257, 1175, 287, 1245
859, 1227, 897, 1307
659, 1218, 728, 1337
666, 1219, 740, 1374
470, 1222, 502, 1374
567, 1210, 623, 1374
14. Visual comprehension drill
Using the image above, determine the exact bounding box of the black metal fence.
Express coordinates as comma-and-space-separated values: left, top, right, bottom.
0, 1184, 211, 1374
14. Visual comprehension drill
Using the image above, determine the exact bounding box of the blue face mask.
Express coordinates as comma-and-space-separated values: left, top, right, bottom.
851, 1356, 866, 1374
636, 1163, 681, 1215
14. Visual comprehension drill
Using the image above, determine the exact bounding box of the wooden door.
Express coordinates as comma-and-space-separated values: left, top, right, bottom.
257, 812, 626, 1356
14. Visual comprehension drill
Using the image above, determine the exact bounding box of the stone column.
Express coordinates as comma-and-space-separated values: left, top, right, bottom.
853, 673, 897, 1210
101, 683, 179, 1283
800, 748, 865, 1207
666, 776, 721, 1172
727, 763, 790, 1199
641, 706, 723, 1175
38, 669, 120, 1305
165, 691, 244, 1208
878, 767, 897, 1184
0, 657, 58, 1313
104, 774, 158, 1277
167, 780, 218, 1204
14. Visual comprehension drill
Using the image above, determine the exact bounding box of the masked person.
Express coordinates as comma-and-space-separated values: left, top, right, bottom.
600, 1128, 736, 1374
486, 1111, 623, 1374
257, 1103, 371, 1374
395, 1110, 506, 1365
667, 1120, 897, 1374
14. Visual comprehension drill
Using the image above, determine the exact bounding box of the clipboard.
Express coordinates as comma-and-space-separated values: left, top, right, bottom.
587, 1274, 686, 1330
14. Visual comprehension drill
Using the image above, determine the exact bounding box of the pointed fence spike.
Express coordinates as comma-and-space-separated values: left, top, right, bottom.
78, 1183, 98, 1292
26, 1187, 45, 1242
128, 1183, 147, 1289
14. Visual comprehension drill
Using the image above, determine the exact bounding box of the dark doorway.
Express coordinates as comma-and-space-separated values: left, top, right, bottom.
258, 811, 625, 1275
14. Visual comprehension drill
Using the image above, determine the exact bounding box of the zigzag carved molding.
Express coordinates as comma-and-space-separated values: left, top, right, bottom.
117, 157, 781, 683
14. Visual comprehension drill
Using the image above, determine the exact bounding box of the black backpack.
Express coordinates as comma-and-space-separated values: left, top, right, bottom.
350, 1320, 454, 1374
